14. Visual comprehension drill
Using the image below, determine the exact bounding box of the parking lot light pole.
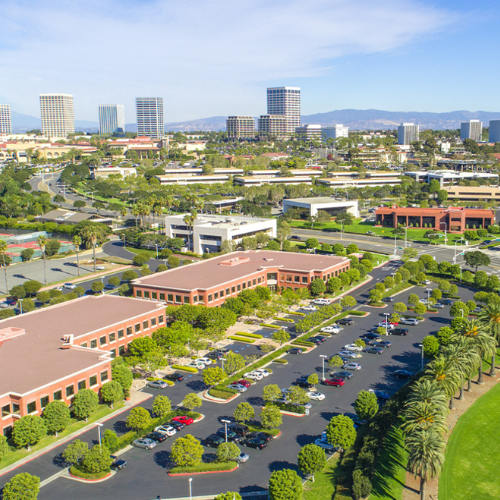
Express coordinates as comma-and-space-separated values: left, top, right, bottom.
426, 288, 432, 301
189, 478, 193, 500
339, 220, 345, 240
383, 313, 390, 335
419, 344, 424, 371
320, 355, 328, 381
221, 419, 231, 442
95, 422, 103, 446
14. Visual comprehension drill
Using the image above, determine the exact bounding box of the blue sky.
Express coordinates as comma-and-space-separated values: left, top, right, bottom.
0, 0, 499, 122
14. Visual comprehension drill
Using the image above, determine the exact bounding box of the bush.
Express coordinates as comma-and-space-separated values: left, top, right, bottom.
288, 311, 306, 316
208, 389, 236, 400
171, 364, 198, 373
234, 332, 264, 339
260, 323, 282, 329
291, 340, 314, 347
273, 358, 288, 364
69, 465, 110, 480
169, 461, 237, 474
228, 336, 256, 343
273, 317, 294, 323
272, 402, 306, 414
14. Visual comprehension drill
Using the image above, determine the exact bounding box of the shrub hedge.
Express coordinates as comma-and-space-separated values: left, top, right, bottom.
146, 377, 174, 385
295, 303, 343, 333
259, 323, 282, 329
169, 461, 238, 474
69, 466, 110, 480
235, 332, 263, 339
271, 402, 306, 414
273, 358, 288, 364
291, 340, 315, 347
207, 389, 235, 400
273, 317, 294, 323
288, 311, 306, 316
171, 365, 198, 373
228, 336, 256, 343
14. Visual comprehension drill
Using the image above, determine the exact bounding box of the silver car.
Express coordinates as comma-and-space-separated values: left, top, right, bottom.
343, 362, 362, 371
236, 452, 250, 463
147, 380, 169, 389
132, 438, 157, 450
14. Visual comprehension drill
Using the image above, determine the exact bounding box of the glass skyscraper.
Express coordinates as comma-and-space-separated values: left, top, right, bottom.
99, 104, 125, 135
135, 97, 164, 138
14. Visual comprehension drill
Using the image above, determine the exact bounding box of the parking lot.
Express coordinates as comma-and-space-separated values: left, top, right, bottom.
0, 274, 474, 500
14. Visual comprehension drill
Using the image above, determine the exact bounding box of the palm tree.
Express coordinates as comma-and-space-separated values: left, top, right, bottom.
72, 235, 82, 277
131, 205, 140, 229
81, 227, 99, 273
406, 430, 446, 500
405, 379, 448, 408
478, 304, 500, 376
0, 239, 9, 294
402, 401, 448, 436
423, 355, 461, 409
183, 210, 197, 251
37, 235, 48, 284
164, 195, 174, 215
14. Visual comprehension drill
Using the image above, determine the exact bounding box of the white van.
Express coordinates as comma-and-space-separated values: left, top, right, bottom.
312, 298, 331, 306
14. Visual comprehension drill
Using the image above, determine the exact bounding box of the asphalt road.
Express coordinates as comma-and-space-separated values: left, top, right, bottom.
0, 268, 477, 500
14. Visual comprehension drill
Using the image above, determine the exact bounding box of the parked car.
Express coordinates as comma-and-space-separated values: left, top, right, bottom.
195, 357, 212, 366
244, 371, 263, 381
344, 413, 366, 427
361, 333, 381, 340
301, 305, 318, 311
147, 380, 169, 389
248, 431, 274, 442
392, 328, 409, 336
228, 383, 248, 392
154, 425, 177, 437
307, 391, 326, 401
171, 416, 194, 425
295, 380, 316, 388
394, 369, 413, 379
146, 431, 168, 443
442, 299, 454, 305
207, 351, 224, 360
473, 307, 482, 313
384, 297, 394, 302
314, 438, 338, 453
187, 361, 205, 369
378, 322, 395, 329
370, 389, 390, 401
321, 378, 345, 387
96, 265, 106, 270
104, 283, 116, 290
364, 346, 384, 355
216, 429, 242, 443
312, 298, 331, 305
205, 434, 225, 448
236, 452, 250, 463
254, 368, 271, 377
320, 325, 342, 334
400, 318, 419, 325
374, 341, 392, 348
215, 347, 230, 355
64, 283, 76, 290
434, 303, 445, 309
132, 438, 157, 450
288, 347, 303, 355
337, 318, 353, 325
423, 280, 431, 285
168, 421, 186, 431
291, 235, 301, 241
163, 373, 185, 382
110, 459, 127, 470
338, 350, 360, 359
235, 379, 252, 388
343, 362, 362, 371
308, 337, 324, 345
343, 343, 363, 352
228, 423, 250, 437
331, 371, 353, 380
242, 438, 267, 450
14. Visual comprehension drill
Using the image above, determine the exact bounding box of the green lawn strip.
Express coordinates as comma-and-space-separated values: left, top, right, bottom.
0, 402, 125, 470
370, 424, 408, 500
439, 379, 500, 500
303, 457, 341, 500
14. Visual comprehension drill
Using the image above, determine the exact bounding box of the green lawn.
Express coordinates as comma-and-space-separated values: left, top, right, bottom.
439, 380, 500, 500
370, 424, 408, 500
303, 457, 342, 500
0, 402, 125, 470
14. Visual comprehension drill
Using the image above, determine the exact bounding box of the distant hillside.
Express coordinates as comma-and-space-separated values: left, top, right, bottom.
164, 116, 227, 132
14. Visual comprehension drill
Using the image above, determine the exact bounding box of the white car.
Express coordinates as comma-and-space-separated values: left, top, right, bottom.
244, 372, 263, 381
195, 357, 212, 366
254, 369, 271, 377
54, 286, 64, 292
307, 392, 326, 401
420, 299, 429, 305
343, 344, 363, 352
187, 361, 205, 370
343, 362, 362, 371
423, 280, 431, 285
301, 305, 318, 312
338, 350, 360, 359
321, 325, 342, 334
64, 283, 77, 290
400, 318, 419, 325
312, 298, 331, 305
96, 265, 106, 270
378, 322, 395, 330
154, 425, 177, 437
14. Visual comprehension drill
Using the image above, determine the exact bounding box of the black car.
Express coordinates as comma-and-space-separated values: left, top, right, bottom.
164, 373, 185, 382
169, 421, 186, 431
442, 299, 453, 305
216, 347, 230, 355
291, 235, 301, 240
394, 369, 413, 379
248, 431, 274, 442
364, 346, 384, 355
216, 429, 241, 443
110, 459, 127, 471
228, 423, 250, 437
361, 333, 381, 340
308, 337, 323, 345
242, 438, 267, 450
374, 341, 392, 348
288, 347, 303, 355
294, 381, 315, 389
363, 339, 377, 346
372, 390, 390, 401
383, 297, 394, 302
337, 318, 353, 326
392, 328, 409, 336
146, 432, 168, 443
332, 371, 353, 380
207, 351, 224, 360
205, 434, 225, 448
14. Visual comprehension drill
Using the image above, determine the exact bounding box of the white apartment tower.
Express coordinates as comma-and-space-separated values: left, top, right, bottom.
0, 105, 12, 134
267, 87, 301, 134
136, 97, 164, 138
489, 120, 500, 143
99, 104, 125, 135
322, 124, 349, 140
397, 123, 419, 145
39, 94, 75, 137
226, 116, 255, 139
461, 119, 483, 142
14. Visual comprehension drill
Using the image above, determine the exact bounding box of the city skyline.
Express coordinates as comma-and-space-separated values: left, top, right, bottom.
1, 1, 500, 122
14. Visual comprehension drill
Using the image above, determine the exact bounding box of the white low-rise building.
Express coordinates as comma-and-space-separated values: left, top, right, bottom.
164, 214, 277, 254
91, 166, 136, 179
283, 198, 359, 217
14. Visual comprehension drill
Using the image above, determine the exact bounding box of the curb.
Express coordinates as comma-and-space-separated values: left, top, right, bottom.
168, 465, 238, 476
67, 470, 114, 483
202, 390, 240, 404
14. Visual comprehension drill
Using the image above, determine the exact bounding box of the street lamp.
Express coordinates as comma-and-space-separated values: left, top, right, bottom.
95, 422, 103, 446
221, 419, 231, 442
320, 355, 328, 381
155, 244, 159, 259
383, 312, 390, 335
440, 221, 447, 245
454, 237, 464, 263
18, 298, 23, 314
189, 478, 193, 500
419, 344, 424, 371
122, 234, 126, 249
426, 288, 432, 301
338, 220, 345, 240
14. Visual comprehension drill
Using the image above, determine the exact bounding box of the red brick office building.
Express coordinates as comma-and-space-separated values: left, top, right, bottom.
131, 250, 351, 307
375, 205, 494, 233
0, 296, 166, 436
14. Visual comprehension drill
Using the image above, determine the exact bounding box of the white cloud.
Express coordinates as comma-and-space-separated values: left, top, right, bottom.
0, 0, 460, 120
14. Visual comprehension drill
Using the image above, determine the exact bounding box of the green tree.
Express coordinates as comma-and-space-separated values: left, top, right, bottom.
414, 303, 427, 315
203, 366, 226, 386
108, 276, 120, 287
436, 327, 454, 346
20, 248, 35, 262
74, 286, 85, 297
336, 211, 354, 225
214, 493, 242, 500
132, 253, 150, 267
354, 390, 378, 421
72, 389, 99, 422
182, 393, 202, 411
2, 473, 40, 500
269, 469, 302, 500
234, 402, 255, 423
260, 406, 283, 428
12, 415, 47, 451
36, 291, 50, 303
305, 238, 319, 249
112, 363, 133, 397
326, 415, 356, 455
23, 280, 42, 296
431, 289, 442, 301
99, 381, 123, 408
422, 336, 440, 358
216, 441, 241, 462
394, 302, 407, 313
10, 285, 26, 300
223, 351, 245, 375
91, 281, 104, 294
450, 302, 469, 319
171, 434, 204, 466
126, 406, 152, 432
464, 250, 491, 271
408, 293, 420, 307
168, 255, 180, 268
81, 444, 113, 474
0, 435, 9, 460
62, 439, 89, 466
310, 278, 326, 296
42, 400, 70, 436
288, 386, 309, 405
101, 429, 119, 451
297, 444, 326, 477
307, 373, 319, 385
402, 247, 418, 262
122, 270, 139, 281
347, 243, 359, 254
263, 384, 282, 402
272, 329, 290, 345
152, 395, 172, 418
21, 298, 36, 312
328, 355, 344, 368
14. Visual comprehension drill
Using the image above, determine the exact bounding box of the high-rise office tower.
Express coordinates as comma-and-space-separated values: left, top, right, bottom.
0, 105, 12, 134
226, 116, 255, 139
39, 94, 75, 137
258, 115, 288, 136
397, 123, 419, 145
99, 104, 125, 135
135, 97, 164, 138
461, 119, 483, 142
489, 120, 500, 143
267, 87, 301, 134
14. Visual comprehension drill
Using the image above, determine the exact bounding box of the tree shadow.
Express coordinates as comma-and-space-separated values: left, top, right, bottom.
296, 433, 318, 446
153, 450, 172, 468
268, 460, 299, 473
52, 452, 68, 468
247, 396, 265, 406
186, 379, 207, 391
113, 420, 129, 435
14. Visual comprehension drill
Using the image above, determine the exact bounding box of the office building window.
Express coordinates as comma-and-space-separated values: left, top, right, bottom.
193, 295, 198, 303
119, 345, 125, 355
159, 315, 164, 324
40, 396, 49, 409
2, 404, 10, 418
109, 332, 116, 342
294, 276, 300, 283
90, 339, 97, 349
135, 323, 140, 333
176, 295, 182, 303
89, 376, 98, 387
53, 390, 62, 401
280, 274, 285, 282
66, 385, 74, 397
160, 293, 165, 301
144, 291, 150, 299
226, 288, 230, 296
27, 402, 37, 414
118, 329, 124, 339
78, 380, 86, 391
101, 370, 109, 382
208, 294, 213, 302
220, 290, 224, 297
237, 284, 241, 291
136, 290, 142, 297
302, 276, 308, 284
253, 279, 256, 286
184, 296, 190, 304
12, 404, 20, 415
258, 277, 261, 284
231, 286, 235, 294
81, 342, 88, 348
143, 320, 149, 330
100, 336, 107, 346
110, 349, 116, 358
214, 292, 219, 300
168, 294, 174, 302
152, 292, 157, 300
242, 282, 246, 289
151, 317, 156, 327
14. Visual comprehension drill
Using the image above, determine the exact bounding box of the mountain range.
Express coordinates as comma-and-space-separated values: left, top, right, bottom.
9, 109, 500, 133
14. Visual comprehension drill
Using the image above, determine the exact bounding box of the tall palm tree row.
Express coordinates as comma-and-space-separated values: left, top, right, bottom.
37, 235, 48, 284
0, 239, 9, 294
478, 304, 500, 376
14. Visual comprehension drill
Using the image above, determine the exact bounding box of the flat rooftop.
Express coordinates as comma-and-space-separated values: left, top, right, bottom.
0, 296, 162, 396
166, 214, 273, 228
133, 250, 348, 291
285, 197, 358, 205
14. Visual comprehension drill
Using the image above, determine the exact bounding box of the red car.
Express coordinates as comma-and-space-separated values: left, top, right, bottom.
321, 378, 345, 387
171, 416, 194, 425
236, 379, 251, 388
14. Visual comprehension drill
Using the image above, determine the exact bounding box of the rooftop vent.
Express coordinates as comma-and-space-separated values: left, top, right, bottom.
0, 327, 26, 342
220, 257, 250, 266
